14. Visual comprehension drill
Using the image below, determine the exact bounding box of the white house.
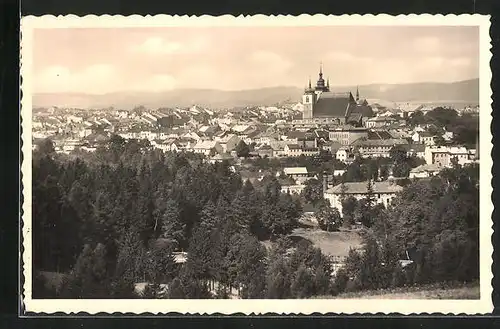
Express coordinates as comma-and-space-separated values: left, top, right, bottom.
283, 144, 303, 157
353, 138, 408, 158
279, 167, 309, 180
208, 153, 234, 164
442, 131, 454, 141
281, 184, 306, 195
409, 163, 442, 179
192, 140, 223, 156
324, 181, 403, 216
336, 147, 355, 163
419, 132, 436, 146
333, 169, 346, 177
424, 146, 476, 167
216, 134, 241, 153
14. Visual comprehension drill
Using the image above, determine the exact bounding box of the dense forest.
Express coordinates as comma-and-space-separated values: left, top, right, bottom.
32, 136, 479, 299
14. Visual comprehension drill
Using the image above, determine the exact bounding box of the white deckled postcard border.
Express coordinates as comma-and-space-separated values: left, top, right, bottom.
20, 13, 493, 315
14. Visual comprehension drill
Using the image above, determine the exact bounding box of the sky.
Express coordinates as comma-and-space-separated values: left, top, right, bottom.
32, 26, 479, 94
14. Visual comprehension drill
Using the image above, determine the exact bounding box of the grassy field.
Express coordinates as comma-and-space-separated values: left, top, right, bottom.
288, 226, 363, 257
312, 283, 480, 300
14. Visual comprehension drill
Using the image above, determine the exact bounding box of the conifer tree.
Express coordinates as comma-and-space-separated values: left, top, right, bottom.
265, 251, 291, 299
167, 277, 185, 299
160, 199, 185, 247
291, 264, 315, 298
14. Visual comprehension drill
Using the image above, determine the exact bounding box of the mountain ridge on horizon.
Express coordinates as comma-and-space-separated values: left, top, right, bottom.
33, 78, 480, 109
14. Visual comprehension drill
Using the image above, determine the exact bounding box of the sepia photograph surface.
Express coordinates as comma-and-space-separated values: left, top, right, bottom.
20, 14, 493, 314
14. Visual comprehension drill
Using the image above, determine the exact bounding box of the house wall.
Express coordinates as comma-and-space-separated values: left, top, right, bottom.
422, 136, 435, 146
329, 130, 368, 146
281, 185, 306, 195
432, 152, 450, 167
409, 171, 430, 179
324, 191, 398, 216
336, 150, 348, 162
358, 145, 392, 158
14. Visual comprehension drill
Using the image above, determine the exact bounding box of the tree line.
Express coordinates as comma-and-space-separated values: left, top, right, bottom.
32, 136, 479, 299
407, 107, 479, 148
32, 137, 311, 299
331, 162, 479, 294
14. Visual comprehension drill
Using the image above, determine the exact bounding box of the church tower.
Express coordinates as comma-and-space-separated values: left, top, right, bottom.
314, 62, 329, 96
356, 86, 360, 102
302, 78, 316, 120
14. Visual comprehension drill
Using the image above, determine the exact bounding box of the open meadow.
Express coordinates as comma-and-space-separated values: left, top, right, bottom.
312, 283, 480, 300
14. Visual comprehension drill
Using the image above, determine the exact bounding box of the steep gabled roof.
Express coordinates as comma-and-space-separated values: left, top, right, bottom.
257, 144, 273, 151
286, 144, 302, 150
285, 130, 306, 139
419, 131, 436, 137
314, 129, 329, 139
410, 164, 442, 173
367, 130, 394, 140
353, 138, 408, 147
401, 143, 426, 153
326, 181, 403, 194
193, 140, 219, 149
313, 92, 355, 118
325, 141, 343, 151
351, 104, 375, 117
283, 167, 308, 175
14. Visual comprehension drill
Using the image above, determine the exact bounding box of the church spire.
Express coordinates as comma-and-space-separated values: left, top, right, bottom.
356, 86, 360, 101
319, 61, 323, 78
327, 78, 330, 90
308, 77, 312, 89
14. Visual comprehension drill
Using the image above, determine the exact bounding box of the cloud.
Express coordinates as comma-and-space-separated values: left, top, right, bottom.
131, 74, 177, 92
32, 27, 478, 93
326, 51, 372, 64
421, 56, 446, 68
34, 64, 117, 94
174, 64, 221, 89
449, 57, 471, 67
135, 36, 182, 54
413, 36, 441, 52
248, 51, 293, 72
133, 36, 207, 55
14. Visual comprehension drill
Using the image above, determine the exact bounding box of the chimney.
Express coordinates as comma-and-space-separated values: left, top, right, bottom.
322, 171, 328, 194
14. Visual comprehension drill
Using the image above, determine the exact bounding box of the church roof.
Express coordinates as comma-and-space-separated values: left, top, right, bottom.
313, 92, 355, 118
357, 99, 369, 106
346, 113, 362, 124
351, 104, 375, 117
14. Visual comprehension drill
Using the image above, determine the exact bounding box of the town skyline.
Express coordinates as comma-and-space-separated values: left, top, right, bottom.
33, 26, 479, 94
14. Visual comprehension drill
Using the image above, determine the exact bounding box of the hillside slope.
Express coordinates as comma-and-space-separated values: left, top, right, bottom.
33, 79, 479, 109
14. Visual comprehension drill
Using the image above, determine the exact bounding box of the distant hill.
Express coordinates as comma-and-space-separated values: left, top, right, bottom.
351, 79, 479, 106
32, 78, 479, 109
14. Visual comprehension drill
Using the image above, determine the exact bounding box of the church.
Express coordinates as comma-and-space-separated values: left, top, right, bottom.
302, 64, 374, 126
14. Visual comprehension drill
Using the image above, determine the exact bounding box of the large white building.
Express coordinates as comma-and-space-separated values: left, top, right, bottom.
352, 138, 408, 158
324, 181, 403, 216
424, 146, 477, 167
328, 126, 368, 145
